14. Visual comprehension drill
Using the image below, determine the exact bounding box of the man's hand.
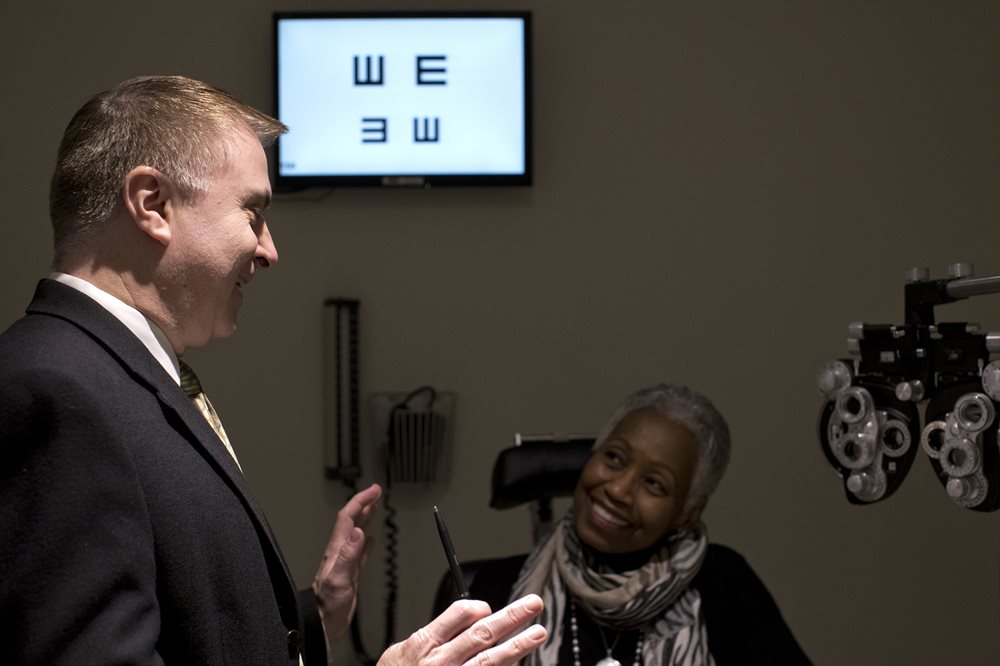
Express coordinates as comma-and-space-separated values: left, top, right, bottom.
377, 594, 547, 666
313, 483, 382, 642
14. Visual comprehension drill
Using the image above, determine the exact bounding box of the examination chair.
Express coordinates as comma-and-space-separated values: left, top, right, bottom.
431, 434, 593, 617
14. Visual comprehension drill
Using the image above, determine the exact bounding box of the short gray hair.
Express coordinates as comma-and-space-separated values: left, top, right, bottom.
593, 384, 731, 510
49, 75, 287, 263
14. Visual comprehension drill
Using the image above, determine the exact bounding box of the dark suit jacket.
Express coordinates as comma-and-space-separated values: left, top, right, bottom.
0, 279, 323, 665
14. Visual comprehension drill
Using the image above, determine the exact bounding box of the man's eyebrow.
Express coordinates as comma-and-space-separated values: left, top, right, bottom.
243, 190, 272, 209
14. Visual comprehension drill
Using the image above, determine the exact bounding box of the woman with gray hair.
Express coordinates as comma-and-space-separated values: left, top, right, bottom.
466, 384, 809, 665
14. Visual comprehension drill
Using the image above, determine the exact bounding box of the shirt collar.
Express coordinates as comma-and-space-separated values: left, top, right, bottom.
49, 272, 181, 385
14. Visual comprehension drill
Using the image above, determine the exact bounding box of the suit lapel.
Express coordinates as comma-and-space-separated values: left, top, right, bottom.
26, 279, 300, 603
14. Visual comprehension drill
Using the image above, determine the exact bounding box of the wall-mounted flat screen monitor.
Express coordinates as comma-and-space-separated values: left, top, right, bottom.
273, 11, 532, 188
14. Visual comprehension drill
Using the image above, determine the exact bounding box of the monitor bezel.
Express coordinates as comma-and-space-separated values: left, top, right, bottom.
272, 10, 533, 189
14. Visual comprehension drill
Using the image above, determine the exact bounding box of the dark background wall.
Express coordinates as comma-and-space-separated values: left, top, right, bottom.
3, 1, 998, 662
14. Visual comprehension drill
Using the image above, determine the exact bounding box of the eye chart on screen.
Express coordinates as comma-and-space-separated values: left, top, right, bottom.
274, 13, 531, 187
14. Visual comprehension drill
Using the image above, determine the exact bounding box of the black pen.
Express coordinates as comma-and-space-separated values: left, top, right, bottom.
433, 505, 470, 599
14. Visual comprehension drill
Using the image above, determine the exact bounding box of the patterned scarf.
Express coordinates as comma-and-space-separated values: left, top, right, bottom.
509, 512, 714, 666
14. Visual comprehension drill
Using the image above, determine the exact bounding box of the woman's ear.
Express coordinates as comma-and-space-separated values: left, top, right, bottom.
678, 497, 708, 534
123, 166, 172, 246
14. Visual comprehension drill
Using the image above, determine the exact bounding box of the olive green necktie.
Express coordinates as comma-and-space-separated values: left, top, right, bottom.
178, 361, 242, 472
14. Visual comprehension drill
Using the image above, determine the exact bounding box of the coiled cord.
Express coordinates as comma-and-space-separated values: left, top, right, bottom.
382, 491, 399, 648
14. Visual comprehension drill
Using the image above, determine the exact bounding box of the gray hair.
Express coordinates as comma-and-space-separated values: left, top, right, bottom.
49, 75, 287, 263
593, 384, 731, 510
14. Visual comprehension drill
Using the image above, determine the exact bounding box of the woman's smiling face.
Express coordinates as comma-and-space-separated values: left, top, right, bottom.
573, 407, 702, 555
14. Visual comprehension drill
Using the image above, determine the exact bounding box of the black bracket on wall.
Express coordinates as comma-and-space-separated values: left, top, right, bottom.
324, 297, 361, 485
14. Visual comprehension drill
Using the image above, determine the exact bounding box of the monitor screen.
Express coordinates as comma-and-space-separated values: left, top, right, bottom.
273, 11, 532, 188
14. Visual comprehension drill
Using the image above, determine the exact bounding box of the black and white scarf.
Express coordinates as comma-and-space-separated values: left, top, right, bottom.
509, 512, 714, 666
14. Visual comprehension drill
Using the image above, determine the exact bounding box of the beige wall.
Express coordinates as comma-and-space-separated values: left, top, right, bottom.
3, 1, 999, 663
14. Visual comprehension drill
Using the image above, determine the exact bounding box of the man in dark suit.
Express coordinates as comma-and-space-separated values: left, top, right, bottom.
0, 75, 546, 665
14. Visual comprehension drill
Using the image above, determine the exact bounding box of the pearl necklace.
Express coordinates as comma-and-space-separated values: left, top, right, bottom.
569, 599, 644, 666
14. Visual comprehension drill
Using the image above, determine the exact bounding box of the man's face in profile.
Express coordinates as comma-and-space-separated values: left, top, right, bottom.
167, 129, 278, 349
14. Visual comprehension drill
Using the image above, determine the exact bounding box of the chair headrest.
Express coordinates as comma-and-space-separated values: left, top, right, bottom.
489, 436, 594, 509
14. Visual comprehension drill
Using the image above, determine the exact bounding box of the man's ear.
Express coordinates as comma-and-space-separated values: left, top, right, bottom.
123, 166, 173, 247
